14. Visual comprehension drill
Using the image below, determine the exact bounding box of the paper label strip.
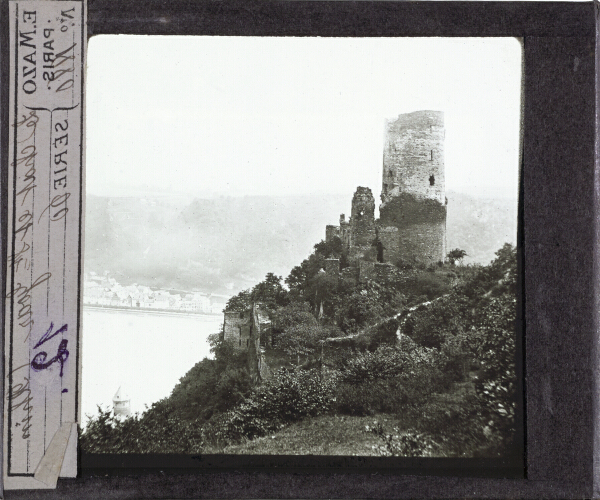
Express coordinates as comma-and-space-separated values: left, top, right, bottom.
4, 0, 85, 490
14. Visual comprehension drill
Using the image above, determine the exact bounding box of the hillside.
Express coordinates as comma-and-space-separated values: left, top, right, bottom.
80, 241, 519, 458
84, 191, 517, 294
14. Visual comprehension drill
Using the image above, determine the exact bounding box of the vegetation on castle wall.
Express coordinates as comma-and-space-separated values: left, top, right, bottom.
447, 248, 468, 265
225, 272, 289, 312
379, 192, 447, 227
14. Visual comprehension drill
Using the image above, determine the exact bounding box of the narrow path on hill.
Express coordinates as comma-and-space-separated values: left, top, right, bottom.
323, 293, 449, 346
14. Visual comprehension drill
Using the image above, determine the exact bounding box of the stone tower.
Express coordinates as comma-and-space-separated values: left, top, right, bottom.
113, 386, 131, 418
349, 187, 376, 250
379, 110, 447, 264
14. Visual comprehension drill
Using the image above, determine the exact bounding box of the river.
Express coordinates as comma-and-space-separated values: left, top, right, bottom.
81, 307, 222, 424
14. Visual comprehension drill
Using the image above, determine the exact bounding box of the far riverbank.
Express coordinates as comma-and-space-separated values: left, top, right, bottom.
83, 304, 222, 319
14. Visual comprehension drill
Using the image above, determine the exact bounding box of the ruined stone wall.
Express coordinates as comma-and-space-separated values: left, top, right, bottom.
223, 304, 273, 380
377, 226, 400, 264
379, 192, 447, 265
223, 311, 252, 349
326, 225, 340, 242
374, 263, 403, 283
397, 220, 447, 264
379, 111, 447, 265
324, 110, 447, 272
247, 336, 261, 383
247, 304, 273, 382
253, 303, 272, 348
381, 110, 445, 206
337, 215, 352, 248
258, 350, 271, 381
358, 260, 376, 282
349, 244, 377, 264
340, 224, 351, 248
349, 187, 376, 248
359, 261, 406, 283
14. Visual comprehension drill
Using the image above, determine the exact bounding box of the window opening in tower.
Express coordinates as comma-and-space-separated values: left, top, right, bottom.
377, 241, 384, 263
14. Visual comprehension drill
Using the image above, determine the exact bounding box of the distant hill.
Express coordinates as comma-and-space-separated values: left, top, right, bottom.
85, 193, 350, 295
84, 191, 517, 295
446, 191, 517, 266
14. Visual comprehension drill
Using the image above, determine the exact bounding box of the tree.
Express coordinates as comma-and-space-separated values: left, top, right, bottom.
285, 253, 325, 300
286, 264, 307, 296
335, 287, 385, 333
313, 237, 343, 258
225, 290, 252, 312
308, 270, 338, 318
250, 272, 289, 310
470, 293, 517, 451
447, 248, 467, 265
225, 273, 289, 313
277, 323, 338, 364
272, 302, 318, 333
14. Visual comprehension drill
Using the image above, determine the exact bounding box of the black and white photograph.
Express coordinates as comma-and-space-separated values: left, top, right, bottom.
79, 36, 522, 458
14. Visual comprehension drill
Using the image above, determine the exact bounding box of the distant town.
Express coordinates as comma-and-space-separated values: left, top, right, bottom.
83, 271, 229, 314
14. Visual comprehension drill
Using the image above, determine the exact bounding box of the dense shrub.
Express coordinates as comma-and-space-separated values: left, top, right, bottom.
166, 335, 253, 421
356, 317, 400, 351
206, 368, 336, 445
335, 344, 449, 416
339, 345, 435, 384
469, 294, 517, 453
366, 421, 440, 457
336, 377, 411, 416
335, 289, 385, 332
277, 323, 340, 361
80, 401, 204, 454
437, 332, 469, 383
402, 271, 451, 302
402, 295, 471, 349
406, 394, 504, 457
272, 302, 317, 335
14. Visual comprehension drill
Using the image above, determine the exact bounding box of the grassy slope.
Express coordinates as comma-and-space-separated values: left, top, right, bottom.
222, 414, 396, 456
222, 377, 477, 456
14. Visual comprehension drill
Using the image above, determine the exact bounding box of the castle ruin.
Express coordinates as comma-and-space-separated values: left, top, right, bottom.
326, 110, 447, 271
222, 110, 448, 375
222, 303, 272, 380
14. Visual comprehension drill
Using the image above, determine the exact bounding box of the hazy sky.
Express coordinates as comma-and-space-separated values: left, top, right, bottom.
87, 36, 522, 200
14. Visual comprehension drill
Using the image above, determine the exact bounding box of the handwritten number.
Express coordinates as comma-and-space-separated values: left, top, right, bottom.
31, 323, 69, 377
38, 193, 70, 224
33, 322, 67, 349
31, 339, 69, 377
56, 79, 73, 92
